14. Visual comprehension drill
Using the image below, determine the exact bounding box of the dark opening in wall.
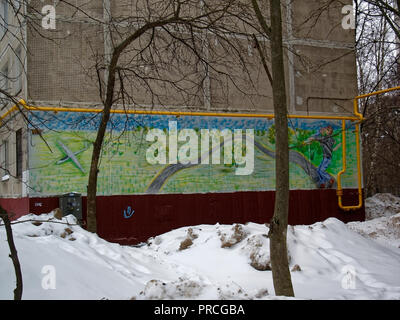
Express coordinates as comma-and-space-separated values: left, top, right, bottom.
16, 128, 22, 178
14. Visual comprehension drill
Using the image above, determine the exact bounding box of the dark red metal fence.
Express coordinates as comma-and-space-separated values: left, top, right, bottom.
26, 189, 365, 244
0, 197, 30, 220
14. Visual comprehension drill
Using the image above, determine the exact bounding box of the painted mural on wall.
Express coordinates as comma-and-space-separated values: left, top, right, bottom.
27, 111, 359, 196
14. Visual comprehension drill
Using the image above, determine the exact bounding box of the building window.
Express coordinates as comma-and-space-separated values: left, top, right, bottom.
1, 139, 9, 176
16, 129, 22, 178
15, 47, 22, 94
0, 0, 8, 39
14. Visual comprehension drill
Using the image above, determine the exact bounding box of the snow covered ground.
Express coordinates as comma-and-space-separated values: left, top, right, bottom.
1, 193, 400, 300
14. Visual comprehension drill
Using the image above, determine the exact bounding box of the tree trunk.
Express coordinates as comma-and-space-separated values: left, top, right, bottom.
0, 206, 23, 300
86, 59, 117, 233
268, 0, 295, 297
84, 16, 187, 233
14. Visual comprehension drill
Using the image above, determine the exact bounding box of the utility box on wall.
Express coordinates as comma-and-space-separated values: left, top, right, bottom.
59, 192, 82, 221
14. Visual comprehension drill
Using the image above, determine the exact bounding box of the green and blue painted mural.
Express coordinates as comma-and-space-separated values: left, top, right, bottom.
27, 111, 359, 196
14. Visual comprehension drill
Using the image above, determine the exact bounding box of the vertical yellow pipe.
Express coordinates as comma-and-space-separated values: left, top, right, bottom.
355, 122, 363, 207
337, 120, 346, 207
337, 99, 363, 210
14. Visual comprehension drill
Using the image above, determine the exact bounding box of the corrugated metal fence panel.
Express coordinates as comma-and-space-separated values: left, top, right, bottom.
28, 189, 365, 245
94, 190, 364, 244
0, 197, 30, 220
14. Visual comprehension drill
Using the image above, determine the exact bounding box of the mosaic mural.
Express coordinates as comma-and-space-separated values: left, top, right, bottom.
27, 111, 359, 196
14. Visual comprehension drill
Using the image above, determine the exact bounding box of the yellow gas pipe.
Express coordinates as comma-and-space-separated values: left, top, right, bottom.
337, 86, 400, 210
3, 89, 399, 212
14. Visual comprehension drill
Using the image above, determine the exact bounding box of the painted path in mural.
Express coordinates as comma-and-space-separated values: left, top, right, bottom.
146, 137, 337, 194
146, 138, 232, 194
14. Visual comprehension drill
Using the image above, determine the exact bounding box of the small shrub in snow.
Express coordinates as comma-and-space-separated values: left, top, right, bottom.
60, 227, 74, 239
220, 224, 247, 248
52, 208, 63, 220
242, 233, 292, 271
179, 228, 198, 251
242, 234, 271, 271
255, 288, 269, 299
187, 228, 198, 240
250, 254, 271, 271
179, 238, 193, 251
291, 264, 301, 272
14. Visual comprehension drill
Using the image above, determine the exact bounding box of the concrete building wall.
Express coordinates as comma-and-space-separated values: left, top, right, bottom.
26, 21, 104, 104
0, 116, 29, 197
0, 1, 28, 197
0, 0, 358, 199
24, 0, 357, 114
0, 1, 365, 239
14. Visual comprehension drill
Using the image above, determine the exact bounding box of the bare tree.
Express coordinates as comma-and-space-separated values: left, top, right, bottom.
84, 1, 263, 232
251, 0, 294, 297
0, 0, 83, 299
0, 206, 23, 300
0, 1, 46, 301
3, 0, 271, 233
355, 0, 400, 196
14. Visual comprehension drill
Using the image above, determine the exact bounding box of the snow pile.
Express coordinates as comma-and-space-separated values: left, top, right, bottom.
138, 219, 400, 300
138, 278, 205, 300
136, 277, 267, 300
1, 203, 400, 300
365, 193, 400, 220
0, 212, 183, 300
348, 213, 400, 249
347, 193, 400, 248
